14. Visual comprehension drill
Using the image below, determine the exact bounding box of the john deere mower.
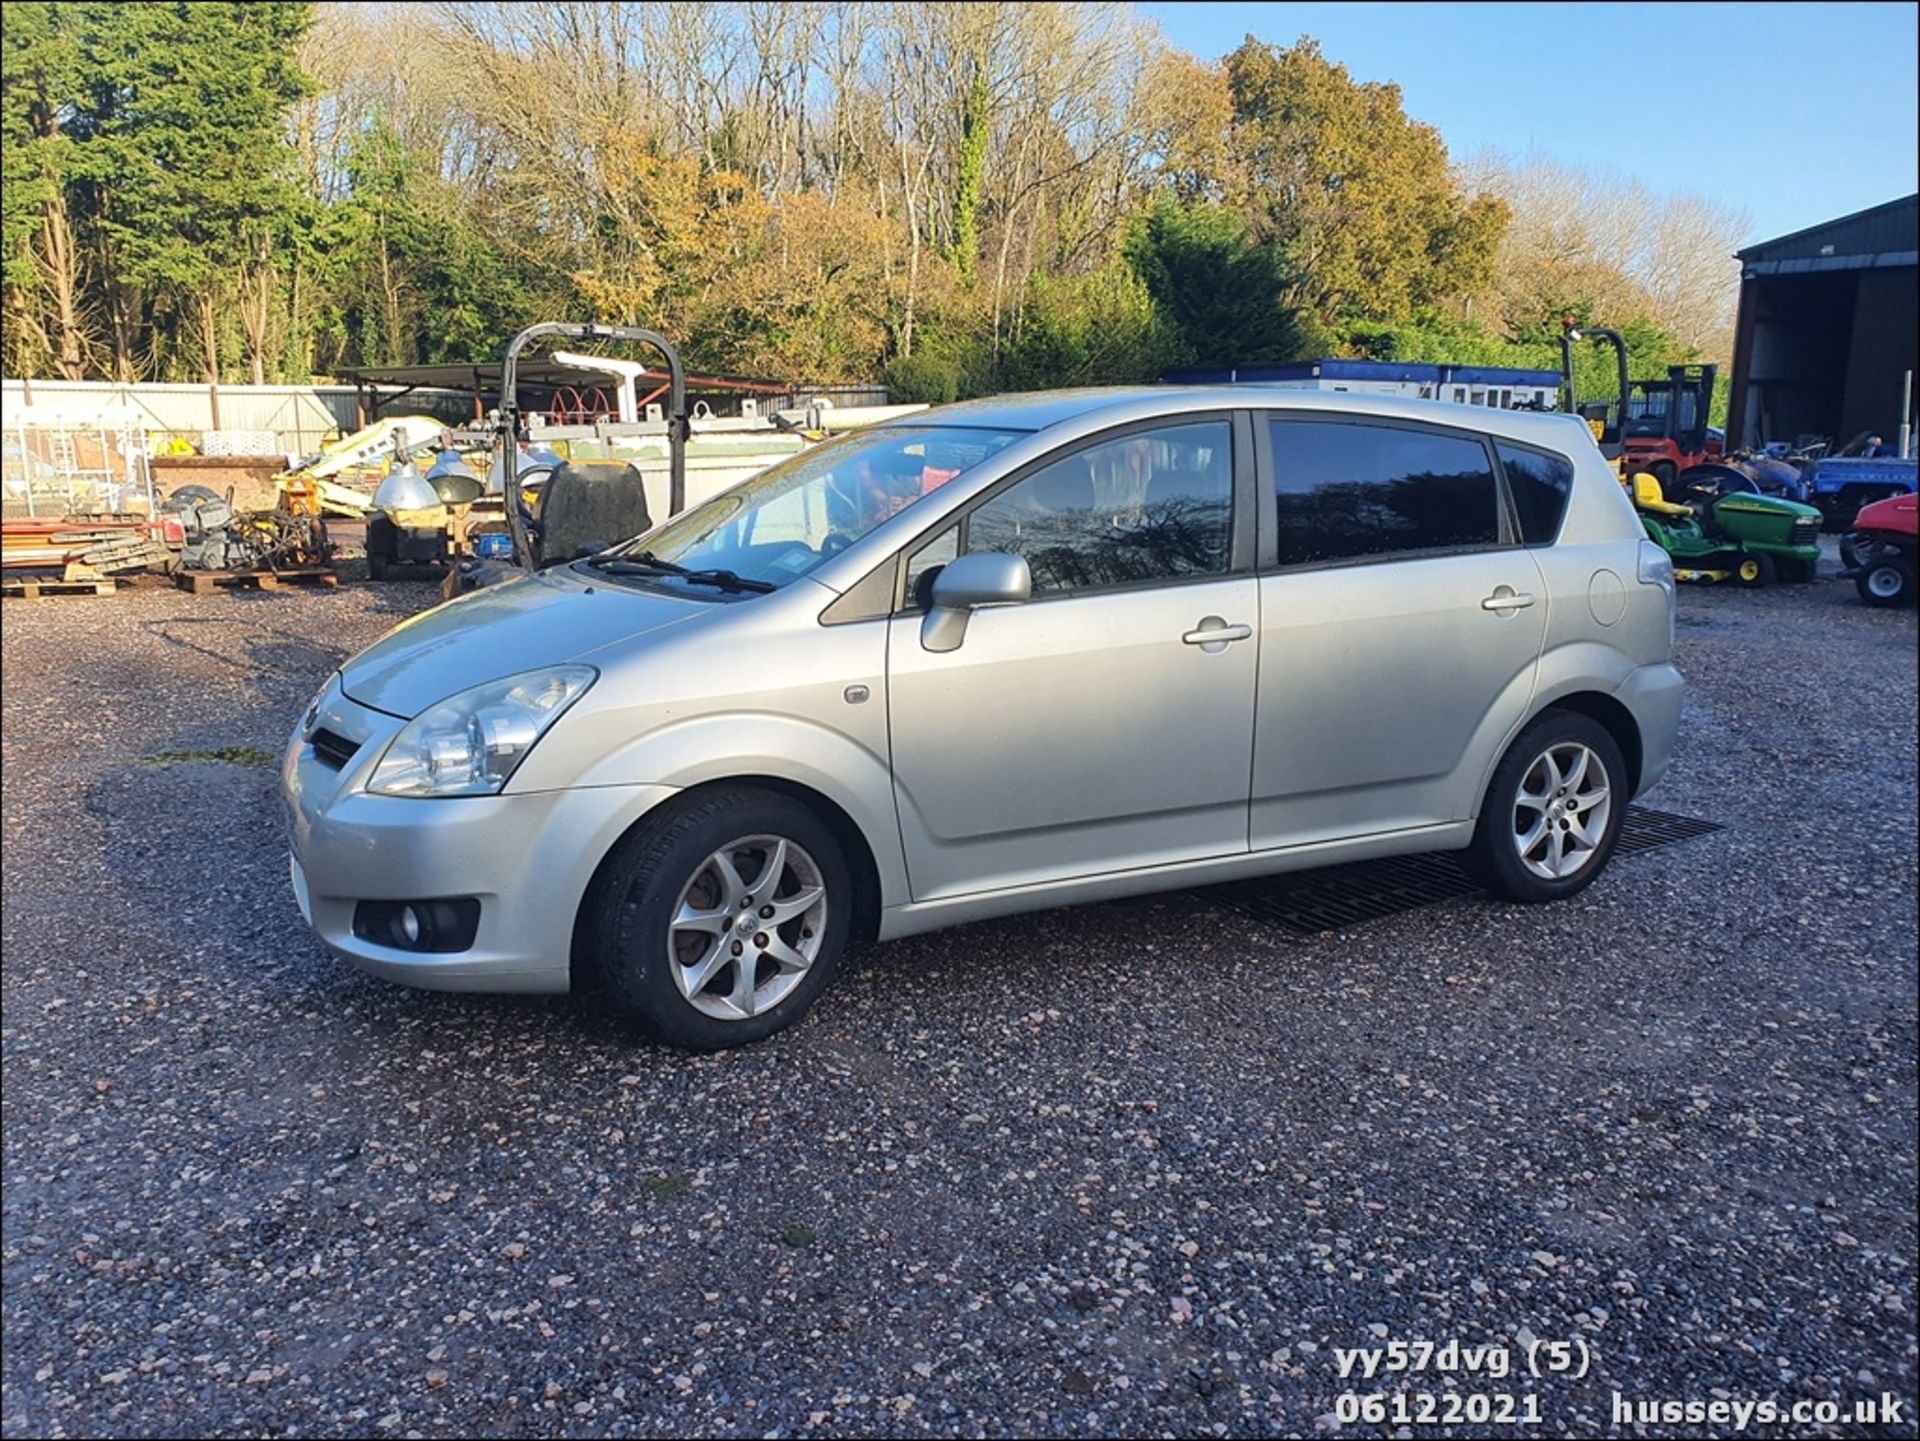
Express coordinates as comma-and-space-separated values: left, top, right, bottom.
1559, 321, 1821, 585
1629, 472, 1822, 585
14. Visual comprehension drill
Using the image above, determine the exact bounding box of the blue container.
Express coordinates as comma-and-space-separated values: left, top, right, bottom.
473, 532, 514, 560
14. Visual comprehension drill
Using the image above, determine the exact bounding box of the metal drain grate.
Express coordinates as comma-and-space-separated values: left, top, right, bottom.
1611, 807, 1724, 856
1206, 806, 1724, 938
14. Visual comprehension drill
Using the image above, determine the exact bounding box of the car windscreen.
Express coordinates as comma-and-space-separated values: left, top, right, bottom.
602, 425, 1028, 591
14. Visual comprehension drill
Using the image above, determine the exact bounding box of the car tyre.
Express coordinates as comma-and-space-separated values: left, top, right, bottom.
1464, 711, 1629, 904
588, 786, 853, 1050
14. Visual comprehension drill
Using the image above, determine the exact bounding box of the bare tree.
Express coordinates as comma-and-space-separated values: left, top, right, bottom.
1466, 150, 1747, 357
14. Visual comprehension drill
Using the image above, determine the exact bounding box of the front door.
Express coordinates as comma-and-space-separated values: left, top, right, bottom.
888, 416, 1259, 901
1250, 413, 1548, 847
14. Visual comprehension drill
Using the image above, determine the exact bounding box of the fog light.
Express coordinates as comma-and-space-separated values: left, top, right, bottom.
351, 898, 481, 953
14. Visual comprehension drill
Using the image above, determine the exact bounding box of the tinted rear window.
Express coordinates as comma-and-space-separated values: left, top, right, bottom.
1497, 442, 1575, 545
1269, 419, 1501, 567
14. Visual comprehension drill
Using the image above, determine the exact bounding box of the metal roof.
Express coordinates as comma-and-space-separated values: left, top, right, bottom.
1736, 194, 1917, 276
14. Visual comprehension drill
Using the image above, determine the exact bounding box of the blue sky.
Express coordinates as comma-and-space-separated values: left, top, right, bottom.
1135, 1, 1919, 245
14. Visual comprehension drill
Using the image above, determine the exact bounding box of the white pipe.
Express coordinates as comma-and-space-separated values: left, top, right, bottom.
551, 351, 647, 423
1901, 369, 1913, 461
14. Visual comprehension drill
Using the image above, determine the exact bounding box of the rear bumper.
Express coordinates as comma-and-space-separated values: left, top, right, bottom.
1618, 661, 1684, 798
282, 684, 676, 993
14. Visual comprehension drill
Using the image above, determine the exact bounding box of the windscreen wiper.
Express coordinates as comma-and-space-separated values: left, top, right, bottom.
590, 552, 776, 593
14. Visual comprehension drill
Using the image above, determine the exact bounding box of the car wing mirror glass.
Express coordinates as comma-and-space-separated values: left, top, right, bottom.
921, 551, 1031, 652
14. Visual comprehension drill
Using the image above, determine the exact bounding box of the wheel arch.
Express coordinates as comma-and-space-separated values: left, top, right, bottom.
1535, 689, 1643, 798
570, 775, 888, 987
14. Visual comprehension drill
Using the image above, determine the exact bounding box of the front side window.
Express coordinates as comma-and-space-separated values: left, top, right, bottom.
1497, 442, 1575, 545
602, 424, 1025, 591
1269, 418, 1501, 568
964, 420, 1234, 596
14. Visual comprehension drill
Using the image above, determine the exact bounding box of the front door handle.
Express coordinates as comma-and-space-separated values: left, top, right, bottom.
1481, 587, 1537, 612
1182, 618, 1253, 652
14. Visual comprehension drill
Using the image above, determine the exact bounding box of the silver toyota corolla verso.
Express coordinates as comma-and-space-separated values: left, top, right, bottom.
284, 388, 1682, 1048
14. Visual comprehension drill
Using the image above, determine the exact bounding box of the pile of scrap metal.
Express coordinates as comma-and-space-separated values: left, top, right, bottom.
279, 415, 447, 516
160, 485, 333, 573
1, 515, 172, 584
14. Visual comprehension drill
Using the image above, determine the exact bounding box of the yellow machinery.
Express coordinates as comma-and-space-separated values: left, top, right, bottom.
276, 415, 446, 517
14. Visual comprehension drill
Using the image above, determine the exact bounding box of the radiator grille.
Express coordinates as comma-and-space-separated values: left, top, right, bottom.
310, 727, 361, 770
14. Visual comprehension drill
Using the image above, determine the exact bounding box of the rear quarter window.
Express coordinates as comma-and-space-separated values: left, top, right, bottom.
1269, 417, 1502, 567
1496, 443, 1576, 545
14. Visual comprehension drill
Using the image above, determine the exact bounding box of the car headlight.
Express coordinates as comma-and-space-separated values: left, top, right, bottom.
366, 665, 596, 797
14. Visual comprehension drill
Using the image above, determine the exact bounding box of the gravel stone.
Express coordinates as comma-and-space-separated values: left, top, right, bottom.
2, 552, 1915, 1437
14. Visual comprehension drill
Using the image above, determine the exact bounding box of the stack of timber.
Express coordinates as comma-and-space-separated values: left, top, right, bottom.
0, 516, 171, 597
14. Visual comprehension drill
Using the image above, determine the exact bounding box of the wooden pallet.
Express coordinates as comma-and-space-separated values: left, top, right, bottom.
174, 565, 339, 595
2, 575, 118, 599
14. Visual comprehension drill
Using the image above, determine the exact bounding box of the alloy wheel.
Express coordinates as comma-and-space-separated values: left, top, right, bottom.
668, 835, 828, 1020
1512, 742, 1613, 881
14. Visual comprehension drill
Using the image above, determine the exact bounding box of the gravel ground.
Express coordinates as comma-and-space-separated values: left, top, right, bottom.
3, 550, 1915, 1439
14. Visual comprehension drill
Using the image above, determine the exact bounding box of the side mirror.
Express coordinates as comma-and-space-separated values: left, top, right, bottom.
921, 551, 1030, 653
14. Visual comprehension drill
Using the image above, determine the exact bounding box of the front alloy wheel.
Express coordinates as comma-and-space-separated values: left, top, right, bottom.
589, 786, 853, 1049
669, 836, 828, 1020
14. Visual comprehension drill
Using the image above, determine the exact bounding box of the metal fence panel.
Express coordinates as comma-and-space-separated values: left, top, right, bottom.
1, 379, 476, 456
2, 403, 156, 518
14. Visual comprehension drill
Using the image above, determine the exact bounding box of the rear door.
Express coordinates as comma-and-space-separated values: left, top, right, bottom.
1250, 413, 1549, 848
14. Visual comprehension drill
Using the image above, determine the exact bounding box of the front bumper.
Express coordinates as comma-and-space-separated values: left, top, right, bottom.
283, 679, 676, 993
1618, 661, 1685, 798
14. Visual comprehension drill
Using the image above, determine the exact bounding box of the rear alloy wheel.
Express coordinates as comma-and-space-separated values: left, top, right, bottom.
589, 786, 852, 1049
1510, 742, 1614, 882
1465, 711, 1627, 903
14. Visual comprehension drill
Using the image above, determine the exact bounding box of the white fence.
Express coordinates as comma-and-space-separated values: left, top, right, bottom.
2, 378, 891, 453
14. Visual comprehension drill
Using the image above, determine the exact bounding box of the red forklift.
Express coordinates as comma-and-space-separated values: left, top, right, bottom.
1623, 364, 1722, 498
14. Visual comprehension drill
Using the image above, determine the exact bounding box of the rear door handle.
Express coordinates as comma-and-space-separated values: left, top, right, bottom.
1481, 588, 1536, 612
1182, 618, 1252, 650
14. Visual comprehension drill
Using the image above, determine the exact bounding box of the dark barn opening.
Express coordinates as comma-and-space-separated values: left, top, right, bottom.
1726, 195, 1918, 451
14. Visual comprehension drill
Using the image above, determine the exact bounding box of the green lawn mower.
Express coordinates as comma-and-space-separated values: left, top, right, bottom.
1629, 472, 1822, 585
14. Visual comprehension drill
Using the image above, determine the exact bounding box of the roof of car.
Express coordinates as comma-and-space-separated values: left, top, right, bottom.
893, 385, 1597, 450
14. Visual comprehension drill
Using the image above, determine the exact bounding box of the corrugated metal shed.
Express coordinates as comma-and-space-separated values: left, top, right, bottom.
1736, 194, 1918, 276
1726, 195, 1918, 448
